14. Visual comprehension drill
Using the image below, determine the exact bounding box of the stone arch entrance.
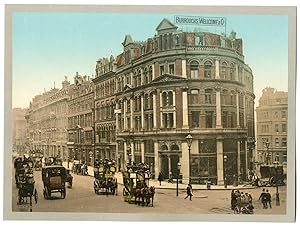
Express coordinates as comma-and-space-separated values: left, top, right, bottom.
159, 143, 181, 180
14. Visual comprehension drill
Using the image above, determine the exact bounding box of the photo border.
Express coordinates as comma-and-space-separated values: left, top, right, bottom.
4, 4, 296, 222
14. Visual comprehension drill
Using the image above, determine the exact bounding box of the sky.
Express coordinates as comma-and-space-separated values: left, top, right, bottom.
12, 12, 288, 108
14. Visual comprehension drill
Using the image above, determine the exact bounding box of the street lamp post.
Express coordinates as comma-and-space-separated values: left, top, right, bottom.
186, 134, 193, 185
177, 162, 181, 196
224, 155, 227, 188
274, 157, 280, 206
265, 141, 270, 165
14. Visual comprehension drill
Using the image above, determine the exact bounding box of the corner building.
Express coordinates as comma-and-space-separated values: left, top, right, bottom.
102, 18, 255, 185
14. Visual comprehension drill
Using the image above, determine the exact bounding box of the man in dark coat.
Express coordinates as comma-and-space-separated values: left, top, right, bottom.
158, 172, 163, 186
265, 189, 272, 208
259, 188, 267, 209
184, 184, 193, 200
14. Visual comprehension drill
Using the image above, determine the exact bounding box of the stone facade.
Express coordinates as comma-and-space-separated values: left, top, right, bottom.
12, 108, 28, 153
256, 87, 288, 165
66, 72, 95, 164
25, 79, 70, 160
96, 18, 255, 185
93, 56, 117, 165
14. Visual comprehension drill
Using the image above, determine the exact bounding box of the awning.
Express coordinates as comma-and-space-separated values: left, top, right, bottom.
83, 127, 93, 131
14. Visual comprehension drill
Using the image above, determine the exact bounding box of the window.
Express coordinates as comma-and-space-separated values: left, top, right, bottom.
274, 111, 278, 118
149, 66, 153, 82
263, 111, 269, 118
204, 61, 212, 78
127, 99, 131, 112
282, 138, 287, 147
190, 89, 199, 104
222, 111, 228, 128
261, 125, 269, 133
162, 113, 174, 128
162, 91, 173, 106
229, 64, 235, 80
206, 111, 213, 128
160, 65, 165, 76
190, 61, 199, 79
275, 124, 279, 133
282, 111, 286, 119
275, 138, 279, 147
191, 111, 200, 128
169, 64, 175, 75
220, 62, 227, 79
205, 89, 213, 104
282, 124, 287, 133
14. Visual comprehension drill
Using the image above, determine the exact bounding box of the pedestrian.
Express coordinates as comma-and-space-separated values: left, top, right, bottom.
158, 172, 163, 186
185, 184, 193, 200
231, 190, 237, 210
266, 189, 272, 208
236, 190, 242, 213
259, 188, 267, 209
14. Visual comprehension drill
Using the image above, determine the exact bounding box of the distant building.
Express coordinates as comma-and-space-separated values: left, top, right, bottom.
256, 87, 288, 165
25, 79, 70, 160
93, 56, 117, 165
66, 72, 95, 164
12, 108, 28, 153
95, 18, 255, 185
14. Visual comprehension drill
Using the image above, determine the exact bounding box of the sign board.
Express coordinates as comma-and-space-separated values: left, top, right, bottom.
174, 15, 226, 27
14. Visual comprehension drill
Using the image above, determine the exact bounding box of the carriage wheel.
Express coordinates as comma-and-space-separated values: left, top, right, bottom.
34, 189, 38, 204
61, 188, 66, 199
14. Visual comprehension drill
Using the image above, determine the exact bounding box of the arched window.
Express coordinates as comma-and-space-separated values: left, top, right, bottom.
220, 62, 227, 79
149, 66, 153, 82
229, 63, 235, 80
161, 145, 168, 151
204, 61, 212, 78
170, 144, 179, 151
190, 89, 199, 104
144, 68, 148, 84
190, 61, 199, 79
162, 91, 173, 106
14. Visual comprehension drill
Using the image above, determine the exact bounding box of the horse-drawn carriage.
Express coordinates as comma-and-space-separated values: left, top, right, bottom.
14, 157, 38, 211
44, 156, 63, 166
42, 165, 67, 199
14, 157, 34, 188
258, 164, 286, 186
122, 163, 155, 206
93, 159, 118, 195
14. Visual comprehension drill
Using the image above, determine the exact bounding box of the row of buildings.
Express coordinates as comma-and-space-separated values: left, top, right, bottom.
18, 18, 288, 185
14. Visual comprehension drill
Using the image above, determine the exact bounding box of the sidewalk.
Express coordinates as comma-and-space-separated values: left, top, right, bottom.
62, 162, 257, 191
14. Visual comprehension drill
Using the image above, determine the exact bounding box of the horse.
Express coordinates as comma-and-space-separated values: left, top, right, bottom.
134, 188, 144, 205
144, 186, 155, 206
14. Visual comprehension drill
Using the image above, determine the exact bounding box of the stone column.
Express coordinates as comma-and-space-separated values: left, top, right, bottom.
182, 90, 189, 129
124, 142, 128, 163
236, 92, 240, 128
216, 90, 222, 128
154, 141, 159, 178
130, 72, 133, 85
153, 94, 157, 129
141, 141, 145, 163
168, 155, 172, 178
131, 141, 134, 162
130, 98, 133, 130
160, 92, 163, 128
115, 112, 119, 132
124, 100, 127, 130
243, 94, 247, 128
245, 140, 248, 177
215, 60, 220, 79
141, 95, 144, 130
115, 142, 119, 171
173, 91, 176, 128
152, 63, 155, 79
182, 59, 187, 78
217, 138, 224, 185
181, 142, 189, 184
235, 65, 239, 81
237, 140, 241, 182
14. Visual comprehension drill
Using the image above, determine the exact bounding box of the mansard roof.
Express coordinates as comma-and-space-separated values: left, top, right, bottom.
156, 18, 178, 34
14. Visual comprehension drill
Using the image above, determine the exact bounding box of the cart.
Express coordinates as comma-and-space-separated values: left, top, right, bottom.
42, 165, 67, 199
